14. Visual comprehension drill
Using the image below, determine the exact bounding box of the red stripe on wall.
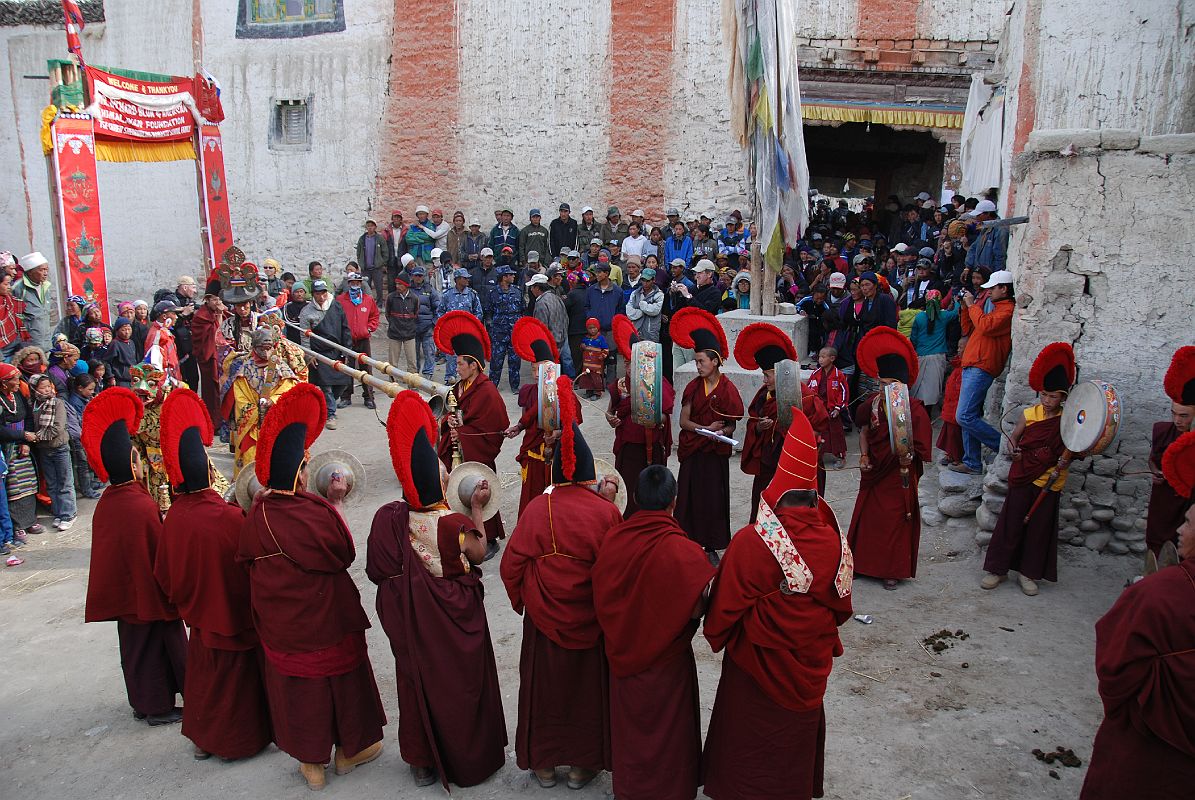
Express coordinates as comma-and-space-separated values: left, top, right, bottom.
605, 0, 675, 215
856, 0, 919, 40
377, 0, 460, 213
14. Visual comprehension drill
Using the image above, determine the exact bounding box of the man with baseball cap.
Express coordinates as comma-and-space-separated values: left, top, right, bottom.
550, 203, 579, 256
965, 199, 1008, 271
520, 209, 550, 270
952, 269, 1015, 474
489, 208, 519, 263
577, 206, 601, 251
436, 268, 483, 383
336, 273, 381, 409
357, 218, 392, 302
827, 271, 848, 303
600, 206, 629, 249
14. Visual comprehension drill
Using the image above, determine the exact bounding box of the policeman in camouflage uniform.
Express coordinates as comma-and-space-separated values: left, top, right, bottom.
487, 265, 524, 392
436, 267, 483, 383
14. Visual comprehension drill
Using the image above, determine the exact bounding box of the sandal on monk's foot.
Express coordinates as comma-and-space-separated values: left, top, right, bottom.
410, 765, 437, 787
533, 768, 557, 788
883, 579, 899, 590
299, 762, 326, 791
567, 768, 598, 790
193, 745, 211, 760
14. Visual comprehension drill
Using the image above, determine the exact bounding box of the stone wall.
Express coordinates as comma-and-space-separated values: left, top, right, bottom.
955, 132, 1195, 553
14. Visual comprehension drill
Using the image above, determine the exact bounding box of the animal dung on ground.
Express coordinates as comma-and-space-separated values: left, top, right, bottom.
922, 629, 970, 653
1032, 746, 1083, 769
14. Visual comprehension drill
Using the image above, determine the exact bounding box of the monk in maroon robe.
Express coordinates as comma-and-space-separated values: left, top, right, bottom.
605, 314, 673, 518
936, 356, 965, 466
743, 384, 830, 518
846, 327, 931, 588
704, 411, 853, 800
366, 391, 506, 789
154, 388, 271, 760
190, 281, 224, 429
507, 317, 570, 515
672, 308, 744, 558
593, 465, 715, 800
83, 388, 187, 726
435, 311, 509, 548
1146, 347, 1195, 554
1081, 504, 1195, 798
501, 379, 622, 789
235, 384, 385, 790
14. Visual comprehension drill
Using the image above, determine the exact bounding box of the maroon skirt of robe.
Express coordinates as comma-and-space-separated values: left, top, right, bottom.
610, 641, 702, 800
183, 632, 272, 759
748, 469, 771, 525
515, 615, 611, 772
1146, 482, 1189, 554
984, 482, 1060, 582
261, 657, 387, 765
675, 451, 731, 551
116, 619, 187, 717
519, 458, 550, 516
936, 420, 964, 463
703, 655, 826, 800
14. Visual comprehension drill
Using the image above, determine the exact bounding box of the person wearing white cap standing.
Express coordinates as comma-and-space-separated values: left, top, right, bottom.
952, 269, 1015, 474
14, 252, 53, 351
964, 199, 1008, 272
577, 206, 601, 251
404, 206, 438, 268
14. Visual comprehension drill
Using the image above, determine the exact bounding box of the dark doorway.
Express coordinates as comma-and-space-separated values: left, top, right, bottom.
802, 122, 945, 203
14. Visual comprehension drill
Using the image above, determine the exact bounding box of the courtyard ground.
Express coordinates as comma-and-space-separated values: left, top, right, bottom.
0, 357, 1137, 799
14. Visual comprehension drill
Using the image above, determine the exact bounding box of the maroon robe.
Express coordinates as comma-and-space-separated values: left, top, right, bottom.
593, 510, 715, 800
984, 410, 1064, 582
501, 484, 622, 771
1146, 422, 1191, 554
515, 382, 583, 515
607, 377, 675, 518
85, 481, 186, 717
237, 490, 386, 764
937, 363, 964, 463
676, 373, 745, 551
191, 305, 223, 428
438, 373, 509, 542
742, 385, 831, 521
366, 502, 506, 788
846, 391, 932, 580
154, 489, 271, 759
1081, 560, 1195, 799
703, 506, 853, 800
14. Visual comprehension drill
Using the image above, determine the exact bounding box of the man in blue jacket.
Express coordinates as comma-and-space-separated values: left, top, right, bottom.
489, 208, 519, 265
964, 199, 1008, 271
586, 263, 626, 374
408, 266, 440, 379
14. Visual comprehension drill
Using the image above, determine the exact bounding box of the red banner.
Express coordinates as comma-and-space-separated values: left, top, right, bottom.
85, 66, 196, 142
50, 114, 110, 320
198, 124, 234, 278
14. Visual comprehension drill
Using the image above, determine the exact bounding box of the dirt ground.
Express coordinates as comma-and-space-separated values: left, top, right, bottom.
0, 357, 1137, 799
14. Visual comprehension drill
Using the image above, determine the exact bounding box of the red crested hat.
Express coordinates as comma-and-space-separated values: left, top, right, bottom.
160, 388, 214, 492
735, 322, 797, 371
82, 387, 144, 484
1164, 346, 1195, 406
1028, 342, 1076, 394
1162, 430, 1195, 498
611, 314, 639, 361
761, 407, 819, 509
256, 383, 326, 490
670, 307, 728, 360
387, 390, 444, 509
512, 316, 559, 363
434, 310, 491, 367
552, 375, 595, 484
856, 327, 919, 385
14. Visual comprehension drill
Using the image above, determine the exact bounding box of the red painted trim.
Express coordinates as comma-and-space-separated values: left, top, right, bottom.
857, 0, 919, 41
378, 0, 460, 211
606, 0, 675, 214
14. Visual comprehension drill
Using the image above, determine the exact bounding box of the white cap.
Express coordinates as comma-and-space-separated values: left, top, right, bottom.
400, 253, 415, 266
669, 258, 687, 268
430, 247, 443, 259
469, 218, 481, 227
980, 269, 1014, 289
892, 243, 909, 253
525, 273, 550, 287
975, 199, 998, 215
915, 191, 931, 201
581, 206, 594, 214
692, 259, 716, 273
631, 208, 645, 217
416, 204, 430, 214
480, 247, 494, 256
21, 251, 48, 269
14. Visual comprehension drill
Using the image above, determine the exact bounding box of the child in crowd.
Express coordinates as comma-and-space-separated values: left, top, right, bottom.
65, 374, 103, 499
576, 318, 609, 400
29, 375, 76, 530
106, 317, 138, 387
807, 346, 850, 464
87, 359, 112, 390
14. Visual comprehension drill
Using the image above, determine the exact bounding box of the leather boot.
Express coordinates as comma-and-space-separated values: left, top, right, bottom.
334, 740, 383, 775
299, 762, 326, 791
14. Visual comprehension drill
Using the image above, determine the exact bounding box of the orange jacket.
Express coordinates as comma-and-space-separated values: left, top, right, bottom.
960, 298, 1013, 376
